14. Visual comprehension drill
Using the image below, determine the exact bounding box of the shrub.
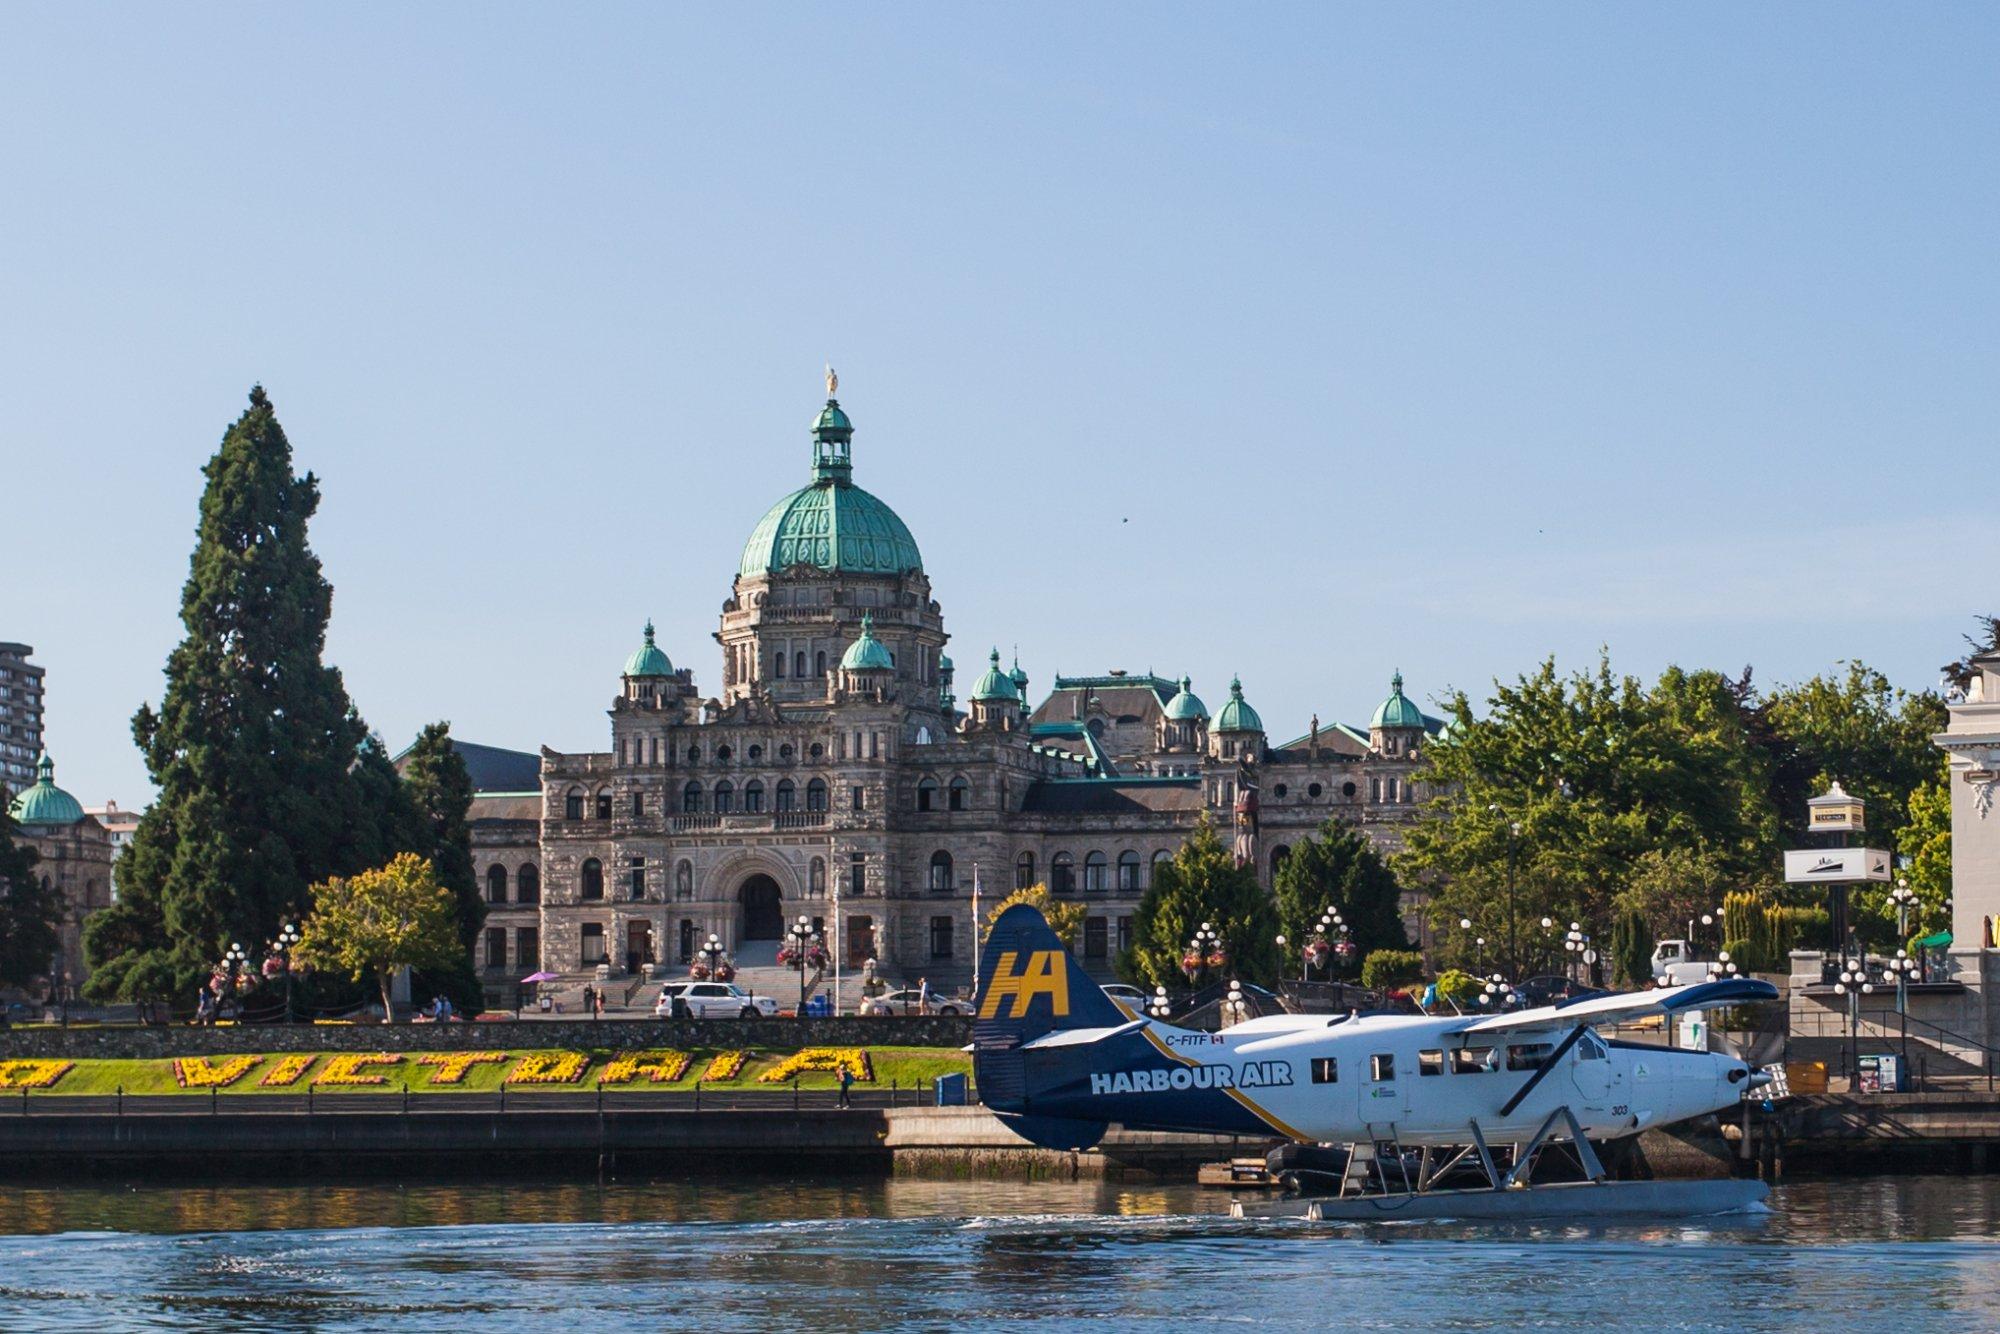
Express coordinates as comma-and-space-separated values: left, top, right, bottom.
1361, 949, 1425, 990
1434, 969, 1479, 1006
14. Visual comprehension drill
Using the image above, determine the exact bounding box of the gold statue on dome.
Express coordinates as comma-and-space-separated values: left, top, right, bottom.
826, 364, 839, 397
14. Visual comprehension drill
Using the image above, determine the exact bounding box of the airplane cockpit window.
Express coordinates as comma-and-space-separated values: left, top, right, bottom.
1506, 1043, 1554, 1071
1578, 1032, 1608, 1061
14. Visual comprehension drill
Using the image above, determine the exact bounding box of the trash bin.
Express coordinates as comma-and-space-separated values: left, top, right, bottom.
933, 1073, 967, 1106
804, 994, 832, 1018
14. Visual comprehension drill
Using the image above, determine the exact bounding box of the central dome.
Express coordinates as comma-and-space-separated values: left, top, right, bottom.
737, 394, 923, 579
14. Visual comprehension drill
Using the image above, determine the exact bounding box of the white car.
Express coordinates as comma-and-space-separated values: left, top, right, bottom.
859, 988, 970, 1017
655, 982, 780, 1019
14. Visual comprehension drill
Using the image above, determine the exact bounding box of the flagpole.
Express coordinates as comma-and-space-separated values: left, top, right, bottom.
972, 862, 982, 997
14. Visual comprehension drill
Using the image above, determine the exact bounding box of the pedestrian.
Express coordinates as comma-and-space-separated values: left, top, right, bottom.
593, 988, 605, 1020
582, 984, 594, 1018
918, 976, 931, 1016
837, 1063, 854, 1109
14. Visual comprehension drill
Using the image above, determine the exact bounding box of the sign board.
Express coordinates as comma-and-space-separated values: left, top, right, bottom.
1807, 802, 1865, 833
1783, 848, 1892, 884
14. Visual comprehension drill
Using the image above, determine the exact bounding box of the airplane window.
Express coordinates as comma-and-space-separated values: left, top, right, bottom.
1453, 1046, 1497, 1074
1507, 1043, 1554, 1071
1579, 1034, 1608, 1061
1370, 1054, 1395, 1082
1418, 1049, 1444, 1077
1311, 1057, 1338, 1085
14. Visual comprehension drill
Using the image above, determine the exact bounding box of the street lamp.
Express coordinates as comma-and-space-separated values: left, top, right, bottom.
1478, 973, 1515, 1010
1562, 921, 1586, 987
1223, 980, 1249, 1028
1705, 950, 1741, 982
781, 914, 821, 1017
1149, 985, 1172, 1020
218, 941, 251, 1020
1183, 922, 1225, 989
1832, 955, 1875, 1089
271, 921, 302, 1023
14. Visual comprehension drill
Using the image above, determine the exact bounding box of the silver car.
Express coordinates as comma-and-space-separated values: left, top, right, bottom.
655, 982, 779, 1019
860, 988, 969, 1017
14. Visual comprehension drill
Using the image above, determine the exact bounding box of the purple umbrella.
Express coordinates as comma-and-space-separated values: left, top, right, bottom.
520, 971, 559, 984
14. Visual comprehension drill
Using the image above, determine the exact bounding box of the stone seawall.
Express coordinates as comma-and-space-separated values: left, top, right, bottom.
0, 1016, 971, 1059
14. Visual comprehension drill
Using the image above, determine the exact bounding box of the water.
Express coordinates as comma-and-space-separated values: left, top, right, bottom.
1, 1175, 1996, 1331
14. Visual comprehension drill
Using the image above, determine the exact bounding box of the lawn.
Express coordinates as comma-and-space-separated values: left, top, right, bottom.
11, 1046, 971, 1096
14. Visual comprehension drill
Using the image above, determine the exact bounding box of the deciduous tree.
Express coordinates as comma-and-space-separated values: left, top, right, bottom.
982, 883, 1085, 947
295, 854, 462, 1022
1272, 819, 1407, 978
1123, 818, 1279, 990
0, 803, 60, 990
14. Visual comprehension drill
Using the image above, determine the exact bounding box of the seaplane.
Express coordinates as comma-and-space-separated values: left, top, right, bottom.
974, 904, 1777, 1221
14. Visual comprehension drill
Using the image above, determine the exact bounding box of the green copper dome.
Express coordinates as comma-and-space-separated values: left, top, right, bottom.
840, 612, 895, 672
1371, 671, 1425, 731
1009, 654, 1029, 697
970, 648, 1020, 702
738, 396, 923, 579
1213, 676, 1263, 733
622, 620, 674, 677
8, 752, 83, 827
1163, 676, 1208, 721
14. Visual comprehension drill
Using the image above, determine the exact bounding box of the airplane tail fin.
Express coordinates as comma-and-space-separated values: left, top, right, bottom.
973, 904, 1129, 1118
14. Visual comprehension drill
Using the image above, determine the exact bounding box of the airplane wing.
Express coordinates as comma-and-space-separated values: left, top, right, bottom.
1452, 977, 1777, 1035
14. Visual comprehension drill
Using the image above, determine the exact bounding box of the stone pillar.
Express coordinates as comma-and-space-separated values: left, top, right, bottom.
1937, 652, 2000, 1046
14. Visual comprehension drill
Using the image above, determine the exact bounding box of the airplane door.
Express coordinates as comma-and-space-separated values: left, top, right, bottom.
1362, 1050, 1408, 1129
1570, 1030, 1614, 1103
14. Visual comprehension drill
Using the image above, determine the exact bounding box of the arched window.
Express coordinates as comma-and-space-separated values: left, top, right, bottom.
1271, 845, 1291, 878
580, 858, 604, 901
810, 857, 826, 895
564, 787, 584, 821
1015, 851, 1035, 890
1051, 852, 1076, 896
687, 745, 701, 763
487, 864, 509, 904
779, 743, 794, 762
518, 864, 540, 903
744, 780, 765, 813
595, 789, 613, 820
675, 860, 693, 900
795, 650, 808, 677
809, 743, 825, 759
1117, 850, 1141, 892
714, 781, 734, 814
775, 779, 797, 812
774, 652, 786, 678
917, 777, 939, 811
716, 745, 732, 761
1152, 849, 1171, 871
815, 651, 827, 676
806, 778, 828, 812
682, 781, 703, 813
1083, 850, 1108, 894
929, 850, 954, 893
748, 744, 763, 762
948, 777, 969, 811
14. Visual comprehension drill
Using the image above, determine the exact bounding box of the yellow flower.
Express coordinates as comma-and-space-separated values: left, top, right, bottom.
260, 1055, 315, 1087
700, 1051, 748, 1082
601, 1051, 692, 1084
758, 1048, 874, 1083
172, 1056, 261, 1089
505, 1052, 588, 1085
416, 1052, 509, 1085
0, 1060, 73, 1090
315, 1053, 402, 1086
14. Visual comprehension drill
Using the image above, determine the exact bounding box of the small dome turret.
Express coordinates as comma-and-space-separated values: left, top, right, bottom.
970, 648, 1020, 702
8, 751, 84, 827
622, 620, 674, 678
1213, 677, 1263, 734
1371, 671, 1426, 731
840, 612, 895, 672
1009, 653, 1029, 701
1163, 676, 1208, 721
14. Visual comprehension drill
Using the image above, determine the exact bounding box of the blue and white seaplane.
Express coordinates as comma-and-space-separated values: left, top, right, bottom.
973, 904, 1775, 1221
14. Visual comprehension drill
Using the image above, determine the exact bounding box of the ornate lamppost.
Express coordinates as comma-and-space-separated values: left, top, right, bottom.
1478, 973, 1515, 1010
1832, 954, 1874, 1089
1223, 980, 1249, 1028
264, 921, 302, 1023
1705, 951, 1741, 981
1182, 922, 1226, 990
780, 914, 824, 1017
1148, 985, 1172, 1020
1562, 922, 1587, 988
1888, 876, 1922, 1075
216, 941, 251, 1021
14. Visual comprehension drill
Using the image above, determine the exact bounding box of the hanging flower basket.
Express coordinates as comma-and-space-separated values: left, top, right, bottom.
715, 963, 736, 984
1334, 939, 1358, 963
1303, 938, 1330, 968
689, 963, 711, 981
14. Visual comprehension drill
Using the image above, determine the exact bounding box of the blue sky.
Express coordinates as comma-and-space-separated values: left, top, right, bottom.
4, 6, 1994, 805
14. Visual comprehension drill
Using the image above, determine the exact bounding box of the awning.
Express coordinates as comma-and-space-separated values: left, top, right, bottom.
1916, 931, 1952, 949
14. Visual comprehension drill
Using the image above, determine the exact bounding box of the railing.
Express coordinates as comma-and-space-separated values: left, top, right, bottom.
1, 1079, 971, 1117
1821, 1008, 2000, 1093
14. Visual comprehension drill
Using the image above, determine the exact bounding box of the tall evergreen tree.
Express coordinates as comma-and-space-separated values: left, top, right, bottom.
1272, 819, 1408, 977
399, 722, 484, 1012
0, 801, 61, 991
1122, 818, 1279, 990
84, 386, 369, 1001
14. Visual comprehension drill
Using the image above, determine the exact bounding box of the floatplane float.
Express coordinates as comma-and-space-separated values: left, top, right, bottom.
973, 905, 1775, 1222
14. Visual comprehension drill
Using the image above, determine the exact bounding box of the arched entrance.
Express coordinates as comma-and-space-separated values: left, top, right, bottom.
738, 874, 784, 941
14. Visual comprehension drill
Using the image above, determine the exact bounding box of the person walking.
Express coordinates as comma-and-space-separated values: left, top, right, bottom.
918, 976, 931, 1016
837, 1063, 854, 1110
593, 988, 606, 1020
582, 984, 594, 1019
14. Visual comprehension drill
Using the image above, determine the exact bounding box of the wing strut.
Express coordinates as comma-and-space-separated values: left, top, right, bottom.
1498, 1023, 1589, 1118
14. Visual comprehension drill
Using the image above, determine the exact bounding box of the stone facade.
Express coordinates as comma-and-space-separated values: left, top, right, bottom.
477, 386, 1440, 993
6, 753, 114, 999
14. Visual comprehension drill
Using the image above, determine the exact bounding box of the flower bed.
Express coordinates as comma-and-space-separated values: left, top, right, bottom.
0, 1060, 74, 1090
758, 1048, 873, 1084
315, 1053, 401, 1086
699, 1050, 748, 1082
416, 1052, 509, 1085
260, 1054, 315, 1087
172, 1056, 260, 1089
505, 1052, 588, 1085
600, 1051, 692, 1084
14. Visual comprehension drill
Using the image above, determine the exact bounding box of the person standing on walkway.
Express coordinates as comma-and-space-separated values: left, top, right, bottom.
593, 988, 605, 1020
918, 976, 931, 1016
582, 984, 594, 1019
837, 1064, 854, 1109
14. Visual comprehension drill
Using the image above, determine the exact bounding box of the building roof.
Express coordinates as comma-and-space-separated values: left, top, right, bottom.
1371, 671, 1426, 731
1163, 676, 1208, 721
839, 612, 895, 671
970, 648, 1020, 702
738, 397, 922, 578
1020, 777, 1206, 815
1213, 677, 1263, 733
394, 739, 541, 795
622, 621, 674, 677
8, 752, 84, 827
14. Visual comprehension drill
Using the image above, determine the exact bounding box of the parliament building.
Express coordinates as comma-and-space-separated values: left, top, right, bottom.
462, 384, 1446, 995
